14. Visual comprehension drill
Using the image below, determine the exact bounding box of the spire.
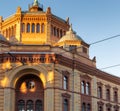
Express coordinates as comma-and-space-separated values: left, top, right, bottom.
33, 0, 39, 6
69, 24, 73, 31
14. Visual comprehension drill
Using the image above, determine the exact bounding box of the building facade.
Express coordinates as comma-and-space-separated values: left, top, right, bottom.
0, 0, 120, 111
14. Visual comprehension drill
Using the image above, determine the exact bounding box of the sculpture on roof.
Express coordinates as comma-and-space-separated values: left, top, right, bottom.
33, 0, 39, 6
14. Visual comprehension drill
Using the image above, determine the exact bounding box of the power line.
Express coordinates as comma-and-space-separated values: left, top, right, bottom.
100, 64, 120, 70
90, 34, 120, 45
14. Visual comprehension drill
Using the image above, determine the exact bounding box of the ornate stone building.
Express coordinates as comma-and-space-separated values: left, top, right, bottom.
0, 0, 120, 111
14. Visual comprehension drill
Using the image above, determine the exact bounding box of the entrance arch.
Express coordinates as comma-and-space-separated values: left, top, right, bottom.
15, 74, 44, 111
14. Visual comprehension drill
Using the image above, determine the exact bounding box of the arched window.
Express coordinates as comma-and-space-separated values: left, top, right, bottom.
106, 89, 110, 101
82, 103, 86, 111
31, 23, 35, 33
18, 100, 25, 111
35, 100, 42, 111
63, 76, 68, 90
27, 23, 30, 33
86, 104, 91, 111
98, 106, 103, 111
60, 29, 62, 37
57, 28, 59, 37
114, 91, 118, 102
98, 86, 102, 98
36, 23, 40, 33
81, 81, 85, 94
6, 29, 8, 37
41, 23, 45, 33
53, 27, 56, 36
26, 100, 34, 111
22, 23, 25, 33
86, 82, 90, 95
63, 99, 68, 111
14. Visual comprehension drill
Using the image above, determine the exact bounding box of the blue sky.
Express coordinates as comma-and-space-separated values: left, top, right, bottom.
0, 0, 120, 77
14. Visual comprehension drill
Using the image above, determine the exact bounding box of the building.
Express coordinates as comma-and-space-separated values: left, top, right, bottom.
0, 0, 120, 111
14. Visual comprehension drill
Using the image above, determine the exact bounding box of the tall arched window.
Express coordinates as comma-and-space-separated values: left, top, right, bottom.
18, 100, 25, 111
106, 89, 110, 101
63, 99, 68, 111
41, 23, 45, 33
114, 91, 118, 102
36, 23, 40, 33
86, 82, 90, 95
60, 29, 62, 37
27, 23, 30, 33
31, 23, 35, 33
26, 100, 34, 111
86, 104, 91, 111
98, 86, 102, 98
98, 106, 103, 111
81, 81, 85, 94
22, 23, 25, 33
82, 103, 86, 111
6, 29, 8, 38
35, 100, 43, 111
63, 76, 68, 90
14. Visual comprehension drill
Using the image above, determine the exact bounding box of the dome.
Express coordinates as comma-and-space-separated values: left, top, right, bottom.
0, 34, 7, 42
55, 25, 86, 46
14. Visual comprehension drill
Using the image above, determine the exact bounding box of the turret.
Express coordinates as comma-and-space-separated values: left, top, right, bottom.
29, 0, 43, 12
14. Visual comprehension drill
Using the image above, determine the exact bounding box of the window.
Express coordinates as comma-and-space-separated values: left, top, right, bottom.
114, 105, 119, 111
106, 89, 110, 101
27, 23, 30, 33
22, 23, 25, 32
60, 29, 62, 37
35, 100, 42, 111
63, 76, 68, 90
98, 86, 102, 98
83, 47, 87, 53
106, 103, 112, 111
63, 99, 68, 111
81, 80, 91, 95
69, 45, 76, 52
113, 91, 118, 102
41, 23, 45, 33
31, 23, 35, 33
86, 104, 91, 111
57, 28, 59, 37
82, 103, 91, 111
36, 23, 40, 33
18, 100, 25, 111
86, 82, 90, 95
26, 100, 34, 111
82, 103, 86, 111
98, 106, 103, 111
97, 101, 104, 111
81, 81, 85, 94
53, 27, 56, 36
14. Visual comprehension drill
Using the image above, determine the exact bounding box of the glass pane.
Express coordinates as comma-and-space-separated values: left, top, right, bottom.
32, 23, 35, 33
18, 100, 25, 111
27, 23, 30, 33
64, 76, 68, 90
36, 24, 40, 33
35, 100, 42, 111
26, 100, 34, 111
64, 99, 68, 111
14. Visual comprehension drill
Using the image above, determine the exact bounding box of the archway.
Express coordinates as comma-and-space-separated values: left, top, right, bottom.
15, 74, 44, 111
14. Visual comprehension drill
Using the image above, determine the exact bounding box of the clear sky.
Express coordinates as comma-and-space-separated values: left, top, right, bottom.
0, 0, 120, 77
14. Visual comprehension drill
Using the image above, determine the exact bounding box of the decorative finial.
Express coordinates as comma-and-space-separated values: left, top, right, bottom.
33, 0, 39, 6
69, 24, 73, 31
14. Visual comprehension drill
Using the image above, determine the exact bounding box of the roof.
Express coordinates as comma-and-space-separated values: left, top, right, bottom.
55, 25, 86, 47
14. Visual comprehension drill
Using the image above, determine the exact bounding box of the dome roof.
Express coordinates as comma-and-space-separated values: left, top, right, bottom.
0, 34, 7, 42
55, 25, 86, 46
